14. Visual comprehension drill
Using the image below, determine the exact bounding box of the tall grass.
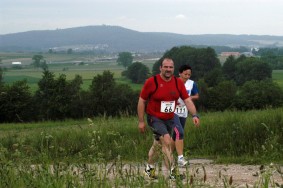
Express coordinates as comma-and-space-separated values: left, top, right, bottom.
0, 117, 149, 163
186, 108, 283, 163
0, 109, 283, 187
0, 108, 282, 164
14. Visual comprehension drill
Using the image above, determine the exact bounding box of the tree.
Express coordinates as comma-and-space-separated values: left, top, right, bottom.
88, 70, 138, 116
32, 54, 48, 69
235, 57, 272, 85
89, 71, 116, 116
33, 70, 56, 120
235, 79, 283, 110
67, 48, 73, 54
107, 83, 139, 116
125, 62, 149, 83
68, 75, 84, 118
0, 80, 33, 122
34, 70, 84, 120
137, 65, 149, 83
48, 48, 54, 53
205, 80, 237, 111
222, 55, 237, 81
152, 46, 221, 80
256, 48, 283, 70
117, 52, 133, 68
204, 67, 224, 87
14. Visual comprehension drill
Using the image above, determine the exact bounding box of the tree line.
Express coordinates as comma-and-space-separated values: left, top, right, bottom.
123, 46, 283, 111
1, 46, 283, 123
253, 47, 283, 70
0, 69, 139, 123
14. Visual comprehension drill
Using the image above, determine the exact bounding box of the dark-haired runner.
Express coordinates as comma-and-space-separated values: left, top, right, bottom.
137, 58, 199, 180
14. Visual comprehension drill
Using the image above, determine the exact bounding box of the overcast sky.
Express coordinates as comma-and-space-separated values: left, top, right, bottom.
1, 0, 283, 36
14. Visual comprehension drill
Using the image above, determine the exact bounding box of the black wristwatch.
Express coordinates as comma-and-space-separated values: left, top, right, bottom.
192, 114, 199, 119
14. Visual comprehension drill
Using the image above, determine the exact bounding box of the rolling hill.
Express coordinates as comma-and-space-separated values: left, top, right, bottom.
0, 25, 283, 52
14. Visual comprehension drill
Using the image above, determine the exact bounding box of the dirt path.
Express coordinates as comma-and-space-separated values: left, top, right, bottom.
165, 159, 283, 187
109, 159, 283, 187
42, 159, 283, 187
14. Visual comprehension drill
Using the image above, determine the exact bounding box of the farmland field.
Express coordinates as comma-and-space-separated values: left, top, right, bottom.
2, 64, 283, 92
1, 52, 283, 91
1, 52, 156, 91
2, 64, 127, 91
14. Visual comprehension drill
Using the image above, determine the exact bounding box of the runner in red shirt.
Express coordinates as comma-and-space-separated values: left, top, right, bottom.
137, 57, 200, 180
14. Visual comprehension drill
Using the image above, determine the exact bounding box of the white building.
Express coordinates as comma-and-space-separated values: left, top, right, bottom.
12, 62, 22, 65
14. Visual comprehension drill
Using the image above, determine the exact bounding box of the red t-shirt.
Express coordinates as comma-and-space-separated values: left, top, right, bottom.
140, 74, 189, 120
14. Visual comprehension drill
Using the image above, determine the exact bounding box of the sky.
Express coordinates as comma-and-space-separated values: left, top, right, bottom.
1, 0, 283, 36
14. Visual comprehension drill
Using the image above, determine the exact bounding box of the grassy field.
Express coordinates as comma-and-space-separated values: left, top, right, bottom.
0, 52, 101, 66
1, 62, 148, 91
1, 108, 282, 163
0, 108, 282, 187
1, 52, 157, 91
272, 69, 283, 89
2, 66, 282, 92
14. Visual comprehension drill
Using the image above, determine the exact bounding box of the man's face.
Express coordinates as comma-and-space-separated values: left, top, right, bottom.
179, 69, 192, 82
160, 59, 174, 79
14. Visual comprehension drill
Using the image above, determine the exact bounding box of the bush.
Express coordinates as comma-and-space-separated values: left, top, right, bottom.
89, 71, 138, 117
234, 79, 283, 110
203, 80, 237, 111
125, 62, 149, 84
234, 58, 272, 86
0, 80, 34, 122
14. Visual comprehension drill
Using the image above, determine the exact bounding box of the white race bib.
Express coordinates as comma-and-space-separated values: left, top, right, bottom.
175, 105, 188, 117
160, 101, 175, 113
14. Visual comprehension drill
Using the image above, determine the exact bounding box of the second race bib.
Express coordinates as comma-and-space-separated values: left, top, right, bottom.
175, 105, 188, 117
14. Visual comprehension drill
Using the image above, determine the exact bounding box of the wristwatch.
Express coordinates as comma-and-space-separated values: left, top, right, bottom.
192, 114, 199, 119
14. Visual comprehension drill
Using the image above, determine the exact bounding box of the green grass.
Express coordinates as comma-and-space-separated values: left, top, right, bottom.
1, 52, 155, 92
1, 60, 146, 92
186, 108, 283, 164
116, 77, 143, 91
0, 109, 282, 187
2, 68, 143, 92
1, 108, 282, 164
272, 70, 283, 89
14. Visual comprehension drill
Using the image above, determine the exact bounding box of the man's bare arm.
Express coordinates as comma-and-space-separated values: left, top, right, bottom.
184, 97, 200, 127
137, 97, 147, 133
191, 93, 199, 101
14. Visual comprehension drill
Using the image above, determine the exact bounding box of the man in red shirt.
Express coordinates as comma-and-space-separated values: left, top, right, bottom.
137, 57, 200, 180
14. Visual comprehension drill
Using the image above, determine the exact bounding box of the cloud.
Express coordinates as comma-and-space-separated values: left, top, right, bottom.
175, 14, 186, 19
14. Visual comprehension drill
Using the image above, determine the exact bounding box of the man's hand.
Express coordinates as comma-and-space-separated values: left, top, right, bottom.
138, 122, 146, 133
192, 117, 200, 127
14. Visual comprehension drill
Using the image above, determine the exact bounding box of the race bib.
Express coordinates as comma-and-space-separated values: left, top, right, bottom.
175, 105, 188, 117
160, 101, 175, 113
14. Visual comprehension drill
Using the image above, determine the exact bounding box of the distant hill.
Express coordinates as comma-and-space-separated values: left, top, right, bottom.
1, 25, 283, 52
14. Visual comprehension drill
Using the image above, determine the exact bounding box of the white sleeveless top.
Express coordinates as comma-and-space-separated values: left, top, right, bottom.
174, 80, 194, 118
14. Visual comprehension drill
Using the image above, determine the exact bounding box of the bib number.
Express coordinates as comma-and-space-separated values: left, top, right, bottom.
175, 105, 188, 116
160, 101, 175, 113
